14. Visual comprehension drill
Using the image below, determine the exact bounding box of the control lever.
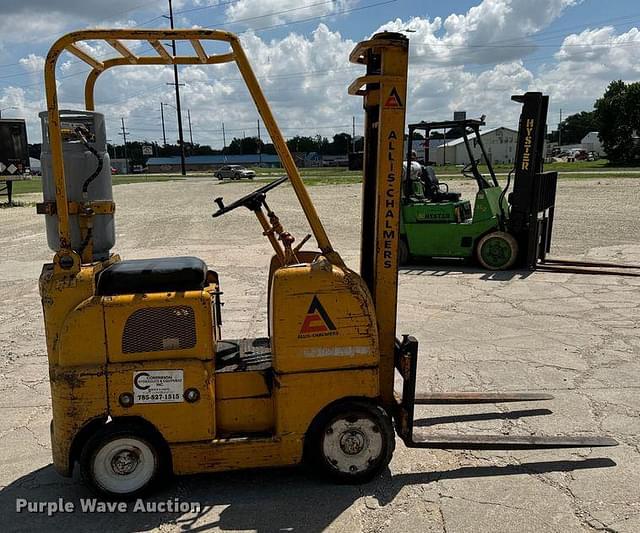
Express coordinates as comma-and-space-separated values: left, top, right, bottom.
293, 234, 312, 253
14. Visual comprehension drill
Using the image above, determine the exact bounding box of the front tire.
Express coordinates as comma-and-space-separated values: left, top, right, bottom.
305, 400, 394, 484
476, 231, 518, 270
80, 422, 164, 499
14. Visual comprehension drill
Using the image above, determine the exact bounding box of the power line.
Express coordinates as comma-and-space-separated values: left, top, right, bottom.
0, 0, 384, 89
173, 0, 242, 16
412, 39, 640, 49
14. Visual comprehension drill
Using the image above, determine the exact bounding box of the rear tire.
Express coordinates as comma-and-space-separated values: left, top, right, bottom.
476, 231, 518, 270
305, 400, 394, 484
80, 422, 165, 499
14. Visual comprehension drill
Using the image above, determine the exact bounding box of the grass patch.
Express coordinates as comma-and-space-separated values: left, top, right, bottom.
9, 174, 185, 197
299, 175, 362, 186
554, 173, 640, 180
436, 159, 640, 175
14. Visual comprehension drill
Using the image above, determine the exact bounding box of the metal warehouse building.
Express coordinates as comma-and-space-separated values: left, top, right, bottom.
146, 154, 282, 173
432, 127, 518, 165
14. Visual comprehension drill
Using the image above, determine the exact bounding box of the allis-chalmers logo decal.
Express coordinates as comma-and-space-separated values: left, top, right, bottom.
298, 296, 338, 338
384, 87, 403, 108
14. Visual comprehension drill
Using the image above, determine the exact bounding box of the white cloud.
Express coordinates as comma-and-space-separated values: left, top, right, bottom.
19, 54, 45, 73
532, 26, 640, 112
379, 0, 579, 65
0, 0, 166, 43
2, 0, 638, 149
225, 0, 354, 27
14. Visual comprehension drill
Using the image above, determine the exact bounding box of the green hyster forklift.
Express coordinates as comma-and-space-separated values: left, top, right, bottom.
400, 92, 557, 271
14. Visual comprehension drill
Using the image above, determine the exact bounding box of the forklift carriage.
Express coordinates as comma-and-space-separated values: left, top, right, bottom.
37, 29, 615, 498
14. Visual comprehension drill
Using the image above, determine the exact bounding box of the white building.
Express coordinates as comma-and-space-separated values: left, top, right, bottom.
432, 127, 518, 165
405, 139, 445, 161
581, 131, 604, 155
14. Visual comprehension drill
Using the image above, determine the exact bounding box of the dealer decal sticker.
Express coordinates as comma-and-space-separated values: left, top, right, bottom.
133, 370, 183, 404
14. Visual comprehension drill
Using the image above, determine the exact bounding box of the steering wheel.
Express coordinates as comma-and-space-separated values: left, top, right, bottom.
212, 176, 288, 217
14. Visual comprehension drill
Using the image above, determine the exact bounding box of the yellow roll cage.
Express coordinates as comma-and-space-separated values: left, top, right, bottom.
44, 29, 337, 270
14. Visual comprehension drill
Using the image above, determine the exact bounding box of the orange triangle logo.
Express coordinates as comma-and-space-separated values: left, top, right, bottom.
384, 87, 403, 108
299, 296, 336, 335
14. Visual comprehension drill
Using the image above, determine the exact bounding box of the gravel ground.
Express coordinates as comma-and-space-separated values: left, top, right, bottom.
0, 177, 639, 532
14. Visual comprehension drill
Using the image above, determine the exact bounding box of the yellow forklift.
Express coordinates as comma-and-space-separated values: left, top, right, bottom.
37, 29, 616, 498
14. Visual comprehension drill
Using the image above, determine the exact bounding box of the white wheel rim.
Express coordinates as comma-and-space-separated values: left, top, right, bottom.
322, 415, 383, 475
93, 437, 156, 494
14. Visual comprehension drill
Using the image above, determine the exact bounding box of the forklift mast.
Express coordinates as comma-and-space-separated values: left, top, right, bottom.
348, 32, 409, 403
508, 92, 558, 267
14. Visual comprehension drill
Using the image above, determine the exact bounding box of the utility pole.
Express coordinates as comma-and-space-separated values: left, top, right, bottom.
187, 109, 193, 146
160, 102, 167, 146
257, 118, 262, 166
119, 117, 129, 174
222, 122, 226, 151
558, 108, 563, 148
352, 115, 356, 153
443, 128, 447, 166
165, 0, 186, 176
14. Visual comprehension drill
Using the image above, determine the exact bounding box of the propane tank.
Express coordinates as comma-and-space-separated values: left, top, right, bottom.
40, 110, 115, 261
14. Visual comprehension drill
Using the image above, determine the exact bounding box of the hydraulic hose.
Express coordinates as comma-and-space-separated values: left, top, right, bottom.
74, 126, 103, 199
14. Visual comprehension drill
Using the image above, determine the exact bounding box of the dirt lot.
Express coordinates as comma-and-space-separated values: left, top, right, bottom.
1, 177, 639, 532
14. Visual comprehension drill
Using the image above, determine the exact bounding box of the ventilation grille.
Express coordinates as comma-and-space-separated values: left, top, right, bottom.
122, 305, 196, 354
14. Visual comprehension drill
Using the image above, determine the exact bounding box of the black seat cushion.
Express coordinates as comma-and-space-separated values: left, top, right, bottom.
422, 166, 462, 202
97, 257, 207, 296
437, 191, 462, 202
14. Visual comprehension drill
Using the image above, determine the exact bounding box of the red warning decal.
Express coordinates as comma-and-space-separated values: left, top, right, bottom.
384, 87, 403, 108
299, 296, 337, 337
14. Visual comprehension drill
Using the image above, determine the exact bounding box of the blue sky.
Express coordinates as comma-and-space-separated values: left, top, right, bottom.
0, 0, 638, 147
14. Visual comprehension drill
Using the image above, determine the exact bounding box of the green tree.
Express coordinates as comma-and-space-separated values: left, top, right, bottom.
286, 135, 318, 153
595, 80, 640, 164
224, 136, 263, 155
327, 133, 352, 155
263, 143, 277, 155
552, 111, 599, 145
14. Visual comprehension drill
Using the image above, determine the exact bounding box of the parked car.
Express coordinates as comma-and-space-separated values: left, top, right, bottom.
131, 164, 147, 174
214, 165, 255, 180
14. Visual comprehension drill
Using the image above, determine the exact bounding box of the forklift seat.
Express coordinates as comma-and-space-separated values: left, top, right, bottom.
96, 256, 208, 296
422, 166, 461, 202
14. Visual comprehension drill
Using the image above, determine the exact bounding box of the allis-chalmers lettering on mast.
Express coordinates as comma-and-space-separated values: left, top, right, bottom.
383, 129, 397, 269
